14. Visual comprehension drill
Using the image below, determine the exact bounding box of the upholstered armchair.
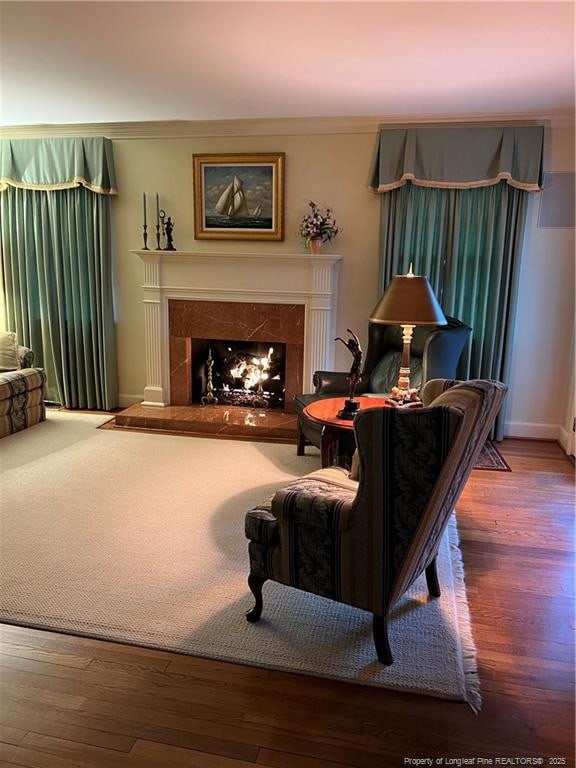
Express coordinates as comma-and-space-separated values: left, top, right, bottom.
245, 378, 506, 664
294, 316, 471, 456
0, 333, 46, 438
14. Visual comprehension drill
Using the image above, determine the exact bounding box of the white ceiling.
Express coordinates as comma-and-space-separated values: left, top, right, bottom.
1, 1, 574, 126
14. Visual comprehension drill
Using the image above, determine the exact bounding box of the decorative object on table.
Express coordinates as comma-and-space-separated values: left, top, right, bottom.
370, 265, 447, 403
159, 209, 176, 251
141, 193, 149, 250
193, 153, 285, 241
201, 347, 218, 406
155, 194, 162, 250
334, 329, 363, 419
299, 200, 340, 253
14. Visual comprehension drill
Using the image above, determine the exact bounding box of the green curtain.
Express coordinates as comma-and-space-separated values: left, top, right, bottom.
1, 184, 117, 409
379, 182, 528, 440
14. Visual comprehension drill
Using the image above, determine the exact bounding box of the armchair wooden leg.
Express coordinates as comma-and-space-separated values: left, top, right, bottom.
425, 557, 441, 598
372, 614, 393, 665
296, 423, 306, 456
246, 574, 266, 623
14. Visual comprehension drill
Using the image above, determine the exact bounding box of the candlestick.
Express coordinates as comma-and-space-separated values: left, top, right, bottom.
143, 193, 147, 227
155, 195, 161, 249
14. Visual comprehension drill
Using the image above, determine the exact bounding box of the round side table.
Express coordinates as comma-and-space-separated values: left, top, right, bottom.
303, 396, 391, 468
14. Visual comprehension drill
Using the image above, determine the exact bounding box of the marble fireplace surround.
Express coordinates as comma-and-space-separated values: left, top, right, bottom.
169, 300, 303, 410
133, 250, 342, 408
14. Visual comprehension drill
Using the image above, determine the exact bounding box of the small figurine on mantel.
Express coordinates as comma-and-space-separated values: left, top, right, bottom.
334, 329, 363, 420
163, 216, 176, 251
159, 209, 176, 251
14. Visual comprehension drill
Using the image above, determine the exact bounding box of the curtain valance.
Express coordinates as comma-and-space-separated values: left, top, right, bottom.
370, 125, 544, 193
0, 137, 117, 195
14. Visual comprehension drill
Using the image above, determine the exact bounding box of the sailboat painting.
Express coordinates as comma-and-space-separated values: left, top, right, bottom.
193, 153, 285, 241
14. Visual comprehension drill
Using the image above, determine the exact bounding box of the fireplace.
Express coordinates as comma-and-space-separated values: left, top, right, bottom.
121, 250, 342, 438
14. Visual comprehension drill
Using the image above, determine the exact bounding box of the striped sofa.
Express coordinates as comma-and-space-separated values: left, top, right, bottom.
0, 346, 46, 438
244, 378, 507, 664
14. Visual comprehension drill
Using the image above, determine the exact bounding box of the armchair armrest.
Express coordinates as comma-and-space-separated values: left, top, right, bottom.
313, 370, 369, 395
17, 346, 34, 369
272, 476, 356, 532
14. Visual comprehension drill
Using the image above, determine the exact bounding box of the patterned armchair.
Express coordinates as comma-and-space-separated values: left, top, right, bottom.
0, 342, 47, 438
245, 379, 506, 664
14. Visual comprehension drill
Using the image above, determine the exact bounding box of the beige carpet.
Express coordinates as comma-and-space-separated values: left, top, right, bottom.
0, 411, 481, 710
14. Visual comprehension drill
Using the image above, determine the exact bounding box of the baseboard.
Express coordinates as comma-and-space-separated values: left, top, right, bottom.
504, 420, 561, 440
558, 425, 575, 456
118, 393, 143, 408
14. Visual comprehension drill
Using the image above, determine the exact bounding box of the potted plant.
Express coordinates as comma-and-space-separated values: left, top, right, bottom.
299, 201, 340, 253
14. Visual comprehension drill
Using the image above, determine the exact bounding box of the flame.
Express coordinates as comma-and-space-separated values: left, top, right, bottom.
229, 347, 274, 390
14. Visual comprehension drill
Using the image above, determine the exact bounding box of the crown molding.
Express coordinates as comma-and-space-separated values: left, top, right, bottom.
0, 109, 573, 140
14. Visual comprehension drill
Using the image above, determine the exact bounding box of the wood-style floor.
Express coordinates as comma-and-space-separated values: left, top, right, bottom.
0, 439, 574, 767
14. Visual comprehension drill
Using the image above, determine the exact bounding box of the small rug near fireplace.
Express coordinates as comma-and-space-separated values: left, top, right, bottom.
0, 411, 481, 710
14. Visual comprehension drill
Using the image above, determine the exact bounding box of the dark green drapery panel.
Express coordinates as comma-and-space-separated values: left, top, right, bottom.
370, 125, 544, 192
379, 182, 528, 440
1, 185, 117, 409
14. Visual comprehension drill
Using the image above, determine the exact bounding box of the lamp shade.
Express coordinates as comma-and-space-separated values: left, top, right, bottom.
370, 274, 447, 326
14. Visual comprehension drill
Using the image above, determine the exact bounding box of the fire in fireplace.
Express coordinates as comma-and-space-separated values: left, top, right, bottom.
191, 339, 286, 409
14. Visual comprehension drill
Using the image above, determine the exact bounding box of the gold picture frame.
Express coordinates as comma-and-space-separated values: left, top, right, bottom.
193, 153, 285, 241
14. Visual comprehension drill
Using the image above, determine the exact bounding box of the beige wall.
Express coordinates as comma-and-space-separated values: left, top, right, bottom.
2, 116, 574, 440
112, 130, 381, 402
505, 124, 575, 439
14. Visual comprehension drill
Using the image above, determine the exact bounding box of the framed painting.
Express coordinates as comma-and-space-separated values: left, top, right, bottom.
193, 153, 285, 241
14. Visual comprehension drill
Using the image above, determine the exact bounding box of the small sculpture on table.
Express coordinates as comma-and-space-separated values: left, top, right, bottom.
334, 329, 363, 420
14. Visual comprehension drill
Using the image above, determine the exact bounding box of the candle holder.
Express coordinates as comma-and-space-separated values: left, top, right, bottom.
142, 193, 150, 249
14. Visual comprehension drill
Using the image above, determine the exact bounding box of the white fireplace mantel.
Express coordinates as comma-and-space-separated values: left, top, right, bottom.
132, 250, 343, 406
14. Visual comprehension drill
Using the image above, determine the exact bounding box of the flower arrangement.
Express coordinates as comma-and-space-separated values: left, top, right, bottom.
299, 201, 340, 247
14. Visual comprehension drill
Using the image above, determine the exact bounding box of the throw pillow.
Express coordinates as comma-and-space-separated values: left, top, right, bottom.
0, 331, 18, 372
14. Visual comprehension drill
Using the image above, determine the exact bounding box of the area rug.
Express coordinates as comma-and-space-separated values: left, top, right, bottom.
0, 411, 481, 710
475, 440, 511, 471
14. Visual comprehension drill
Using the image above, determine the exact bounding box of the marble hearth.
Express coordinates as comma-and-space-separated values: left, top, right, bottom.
116, 250, 342, 440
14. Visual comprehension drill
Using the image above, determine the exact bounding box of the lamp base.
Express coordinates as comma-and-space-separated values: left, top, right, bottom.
389, 386, 421, 404
337, 399, 360, 420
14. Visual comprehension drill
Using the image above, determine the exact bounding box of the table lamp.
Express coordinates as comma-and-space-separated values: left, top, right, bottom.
370, 265, 447, 402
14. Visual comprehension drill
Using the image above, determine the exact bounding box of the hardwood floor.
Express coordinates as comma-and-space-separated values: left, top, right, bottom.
0, 439, 574, 767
